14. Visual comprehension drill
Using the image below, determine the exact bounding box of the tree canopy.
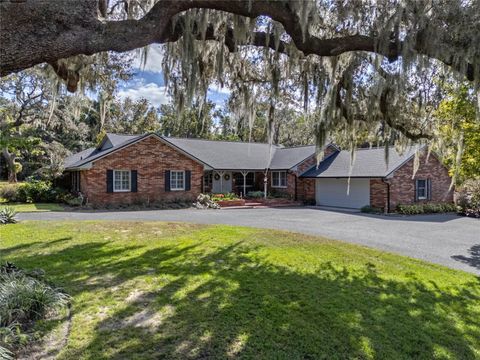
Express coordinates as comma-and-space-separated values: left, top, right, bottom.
1, 0, 479, 180
434, 85, 480, 184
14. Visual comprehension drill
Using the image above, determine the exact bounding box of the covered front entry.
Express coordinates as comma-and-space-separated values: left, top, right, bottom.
204, 170, 266, 195
315, 178, 370, 209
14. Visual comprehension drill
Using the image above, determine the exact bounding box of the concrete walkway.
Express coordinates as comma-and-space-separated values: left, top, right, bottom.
19, 207, 480, 275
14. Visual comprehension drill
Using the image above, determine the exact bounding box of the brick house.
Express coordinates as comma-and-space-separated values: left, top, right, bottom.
301, 146, 454, 211
64, 133, 453, 211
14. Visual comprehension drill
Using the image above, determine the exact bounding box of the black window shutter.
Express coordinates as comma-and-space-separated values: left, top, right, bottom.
185, 170, 191, 191
131, 170, 138, 192
414, 180, 418, 201
165, 170, 171, 192
107, 170, 113, 193
427, 179, 432, 200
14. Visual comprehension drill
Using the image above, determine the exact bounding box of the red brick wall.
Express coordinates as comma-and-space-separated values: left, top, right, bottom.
293, 145, 338, 203
252, 171, 295, 199
80, 136, 203, 205
386, 152, 453, 210
266, 154, 319, 200
370, 179, 388, 210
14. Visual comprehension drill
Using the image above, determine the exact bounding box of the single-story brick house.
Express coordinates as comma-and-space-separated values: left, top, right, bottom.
63, 133, 453, 211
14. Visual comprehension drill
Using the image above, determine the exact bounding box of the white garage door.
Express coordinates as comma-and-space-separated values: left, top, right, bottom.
315, 178, 370, 209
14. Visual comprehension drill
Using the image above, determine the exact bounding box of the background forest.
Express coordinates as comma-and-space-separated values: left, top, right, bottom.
0, 52, 478, 185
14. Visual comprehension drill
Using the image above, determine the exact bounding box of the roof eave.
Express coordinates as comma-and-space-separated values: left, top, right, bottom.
64, 163, 92, 171
301, 175, 385, 179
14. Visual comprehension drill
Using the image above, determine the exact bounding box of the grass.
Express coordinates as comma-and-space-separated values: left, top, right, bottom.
0, 203, 64, 212
1, 221, 479, 359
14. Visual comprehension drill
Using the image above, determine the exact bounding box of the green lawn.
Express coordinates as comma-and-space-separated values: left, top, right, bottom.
1, 221, 479, 359
0, 202, 64, 212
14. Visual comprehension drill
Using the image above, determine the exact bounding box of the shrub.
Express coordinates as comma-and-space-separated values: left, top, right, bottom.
211, 193, 239, 201
16, 180, 55, 203
456, 178, 480, 218
0, 207, 17, 225
62, 193, 84, 207
360, 205, 383, 213
194, 194, 220, 209
269, 191, 291, 199
396, 202, 457, 215
0, 184, 21, 203
303, 198, 316, 206
246, 191, 264, 198
396, 204, 425, 215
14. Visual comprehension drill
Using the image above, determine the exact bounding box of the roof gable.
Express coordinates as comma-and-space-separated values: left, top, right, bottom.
64, 133, 212, 170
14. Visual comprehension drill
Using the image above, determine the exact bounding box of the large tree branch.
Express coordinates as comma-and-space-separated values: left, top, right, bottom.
0, 0, 475, 83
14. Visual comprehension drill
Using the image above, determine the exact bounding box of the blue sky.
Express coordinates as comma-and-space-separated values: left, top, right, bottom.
117, 45, 230, 109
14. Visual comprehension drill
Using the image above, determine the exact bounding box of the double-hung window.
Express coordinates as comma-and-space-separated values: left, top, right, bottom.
416, 179, 429, 200
170, 170, 185, 191
113, 170, 131, 192
271, 171, 287, 188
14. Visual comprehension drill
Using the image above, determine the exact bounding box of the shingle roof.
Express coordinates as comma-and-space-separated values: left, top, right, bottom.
164, 137, 278, 170
64, 133, 422, 177
301, 146, 419, 178
63, 147, 99, 168
64, 133, 316, 171
269, 145, 316, 169
64, 133, 144, 169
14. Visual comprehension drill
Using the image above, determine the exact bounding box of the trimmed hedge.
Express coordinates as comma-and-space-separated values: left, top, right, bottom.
360, 205, 383, 214
396, 202, 457, 215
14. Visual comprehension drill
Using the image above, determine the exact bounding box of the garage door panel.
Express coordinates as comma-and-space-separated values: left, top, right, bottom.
315, 178, 370, 209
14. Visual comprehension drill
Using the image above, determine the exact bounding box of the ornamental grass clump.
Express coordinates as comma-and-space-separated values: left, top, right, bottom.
0, 264, 70, 353
0, 207, 17, 225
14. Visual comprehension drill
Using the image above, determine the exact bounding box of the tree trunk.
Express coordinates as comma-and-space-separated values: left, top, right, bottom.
0, 0, 475, 83
2, 148, 18, 183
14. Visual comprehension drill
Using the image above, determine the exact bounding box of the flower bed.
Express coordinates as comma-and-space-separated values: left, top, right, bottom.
216, 199, 246, 207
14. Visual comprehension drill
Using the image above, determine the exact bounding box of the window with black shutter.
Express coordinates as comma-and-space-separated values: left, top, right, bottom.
131, 170, 138, 192
165, 170, 171, 191
185, 170, 191, 191
107, 169, 113, 193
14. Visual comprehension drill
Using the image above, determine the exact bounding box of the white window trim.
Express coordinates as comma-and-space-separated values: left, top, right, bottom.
113, 170, 131, 192
416, 179, 428, 200
271, 171, 287, 188
170, 170, 185, 191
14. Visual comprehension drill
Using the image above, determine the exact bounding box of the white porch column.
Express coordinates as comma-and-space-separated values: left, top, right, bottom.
263, 171, 268, 199
216, 170, 225, 193
240, 171, 249, 197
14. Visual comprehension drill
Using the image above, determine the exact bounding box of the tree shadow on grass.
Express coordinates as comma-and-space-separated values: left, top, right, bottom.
0, 237, 73, 257
8, 239, 478, 359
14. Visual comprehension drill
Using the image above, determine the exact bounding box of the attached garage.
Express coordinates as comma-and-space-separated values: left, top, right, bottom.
315, 178, 370, 209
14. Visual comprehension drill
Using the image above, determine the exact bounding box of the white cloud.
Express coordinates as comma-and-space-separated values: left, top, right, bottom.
117, 83, 170, 107
135, 45, 164, 73
208, 83, 231, 95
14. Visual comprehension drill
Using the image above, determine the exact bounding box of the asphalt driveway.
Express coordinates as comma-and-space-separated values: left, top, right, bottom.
18, 207, 480, 274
